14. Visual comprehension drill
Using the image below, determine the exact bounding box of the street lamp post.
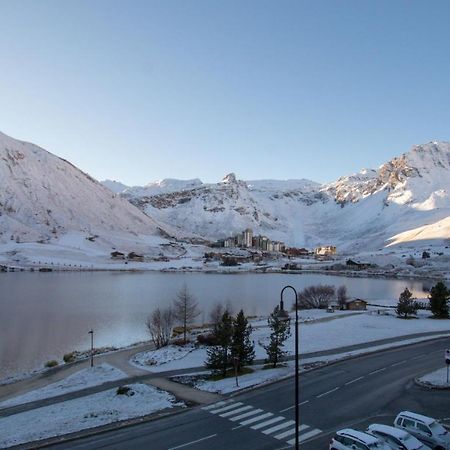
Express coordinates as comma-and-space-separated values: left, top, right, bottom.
278, 285, 299, 450
88, 329, 94, 368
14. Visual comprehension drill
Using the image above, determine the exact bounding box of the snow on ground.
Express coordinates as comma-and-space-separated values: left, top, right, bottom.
186, 363, 295, 395
132, 310, 450, 373
131, 344, 196, 369
132, 345, 208, 373
417, 367, 450, 388
0, 364, 127, 408
0, 383, 182, 449
257, 309, 450, 357
175, 333, 450, 395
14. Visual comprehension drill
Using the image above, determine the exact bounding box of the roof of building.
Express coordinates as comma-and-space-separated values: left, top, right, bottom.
345, 298, 368, 304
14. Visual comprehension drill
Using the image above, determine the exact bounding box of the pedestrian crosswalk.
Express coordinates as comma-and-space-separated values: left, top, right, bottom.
202, 400, 322, 446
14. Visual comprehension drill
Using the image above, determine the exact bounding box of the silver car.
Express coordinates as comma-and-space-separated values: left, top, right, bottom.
330, 428, 393, 450
394, 411, 450, 450
367, 423, 431, 449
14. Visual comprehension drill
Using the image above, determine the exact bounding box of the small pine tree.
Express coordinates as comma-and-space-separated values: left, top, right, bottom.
205, 311, 233, 377
429, 281, 450, 319
395, 287, 418, 319
231, 310, 255, 372
264, 305, 291, 368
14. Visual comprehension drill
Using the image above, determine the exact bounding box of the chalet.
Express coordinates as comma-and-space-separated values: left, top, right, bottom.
346, 259, 373, 270
110, 251, 125, 260
345, 298, 367, 311
127, 252, 144, 262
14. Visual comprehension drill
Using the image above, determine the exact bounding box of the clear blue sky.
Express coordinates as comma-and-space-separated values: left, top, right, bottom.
1, 0, 450, 185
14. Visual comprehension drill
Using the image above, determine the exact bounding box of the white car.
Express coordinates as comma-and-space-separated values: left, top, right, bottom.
367, 423, 432, 449
330, 428, 393, 450
394, 411, 450, 450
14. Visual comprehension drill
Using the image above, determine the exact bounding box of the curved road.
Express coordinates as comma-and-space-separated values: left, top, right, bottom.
48, 337, 450, 450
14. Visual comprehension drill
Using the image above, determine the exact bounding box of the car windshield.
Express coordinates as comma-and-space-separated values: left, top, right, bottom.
429, 421, 447, 435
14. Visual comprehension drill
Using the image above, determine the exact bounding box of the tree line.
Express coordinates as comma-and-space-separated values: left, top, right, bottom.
396, 281, 450, 319
146, 285, 292, 376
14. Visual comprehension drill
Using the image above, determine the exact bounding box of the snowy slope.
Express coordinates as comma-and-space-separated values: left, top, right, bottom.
0, 131, 184, 265
101, 179, 129, 194
119, 143, 450, 251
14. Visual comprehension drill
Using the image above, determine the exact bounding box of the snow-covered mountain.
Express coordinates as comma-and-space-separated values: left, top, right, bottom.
0, 131, 180, 264
114, 142, 450, 251
101, 179, 129, 194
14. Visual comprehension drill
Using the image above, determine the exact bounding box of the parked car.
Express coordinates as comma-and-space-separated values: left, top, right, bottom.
330, 428, 392, 449
394, 411, 450, 450
367, 423, 431, 449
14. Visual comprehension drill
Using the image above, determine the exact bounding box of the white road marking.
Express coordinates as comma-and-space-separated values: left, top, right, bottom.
202, 400, 231, 411
274, 424, 309, 440
230, 408, 263, 422
279, 400, 309, 413
369, 367, 386, 375
316, 387, 339, 398
240, 412, 273, 426
298, 428, 322, 442
345, 376, 364, 385
168, 434, 217, 450
251, 416, 284, 430
287, 428, 322, 445
390, 360, 407, 367
262, 420, 295, 435
219, 405, 252, 418
209, 402, 243, 414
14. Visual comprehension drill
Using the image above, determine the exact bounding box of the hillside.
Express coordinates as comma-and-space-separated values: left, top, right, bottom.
0, 131, 183, 267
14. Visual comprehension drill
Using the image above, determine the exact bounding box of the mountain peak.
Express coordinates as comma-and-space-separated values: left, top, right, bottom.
221, 173, 237, 184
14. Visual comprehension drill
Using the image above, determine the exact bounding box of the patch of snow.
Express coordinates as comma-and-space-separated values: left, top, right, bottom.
417, 367, 450, 387
0, 363, 127, 408
0, 383, 182, 449
131, 345, 196, 369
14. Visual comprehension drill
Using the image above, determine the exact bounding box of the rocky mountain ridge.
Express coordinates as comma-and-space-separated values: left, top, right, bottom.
107, 142, 450, 251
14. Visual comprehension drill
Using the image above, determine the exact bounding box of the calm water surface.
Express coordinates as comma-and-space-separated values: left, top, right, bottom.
0, 271, 431, 380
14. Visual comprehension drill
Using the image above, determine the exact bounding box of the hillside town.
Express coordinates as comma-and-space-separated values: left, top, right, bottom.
210, 228, 337, 258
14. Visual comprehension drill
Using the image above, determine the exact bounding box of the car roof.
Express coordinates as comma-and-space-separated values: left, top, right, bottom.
397, 411, 435, 425
337, 428, 379, 444
368, 423, 409, 439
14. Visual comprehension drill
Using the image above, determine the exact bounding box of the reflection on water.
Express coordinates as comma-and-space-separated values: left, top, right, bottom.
0, 271, 428, 380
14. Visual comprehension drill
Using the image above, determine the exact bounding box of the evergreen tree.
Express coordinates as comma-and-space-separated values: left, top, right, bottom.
231, 310, 255, 372
396, 287, 418, 319
264, 305, 291, 368
205, 311, 233, 376
429, 281, 450, 319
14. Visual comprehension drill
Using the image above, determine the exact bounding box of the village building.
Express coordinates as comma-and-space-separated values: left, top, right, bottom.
314, 245, 337, 256
345, 298, 367, 311
214, 228, 285, 253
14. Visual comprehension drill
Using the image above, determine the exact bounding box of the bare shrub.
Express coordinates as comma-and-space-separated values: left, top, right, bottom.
146, 307, 174, 349
209, 302, 225, 327
173, 285, 201, 344
337, 285, 348, 310
297, 285, 336, 309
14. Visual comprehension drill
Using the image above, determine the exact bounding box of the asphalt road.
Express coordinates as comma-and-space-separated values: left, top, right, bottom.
48, 338, 450, 450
